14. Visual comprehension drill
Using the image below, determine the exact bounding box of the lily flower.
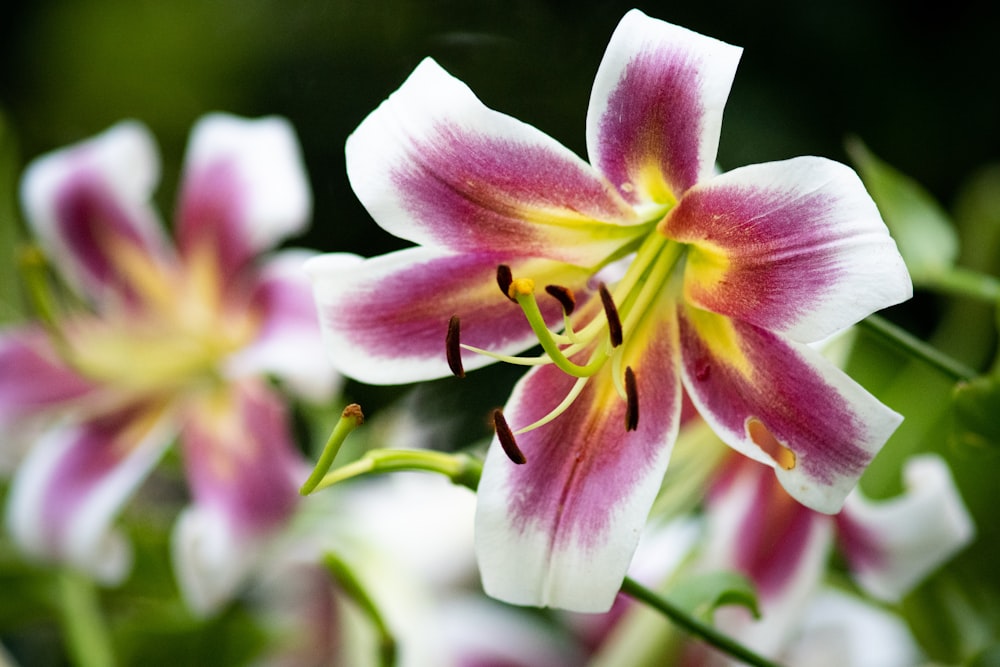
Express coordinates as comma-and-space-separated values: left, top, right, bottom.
0, 114, 336, 614
307, 9, 911, 612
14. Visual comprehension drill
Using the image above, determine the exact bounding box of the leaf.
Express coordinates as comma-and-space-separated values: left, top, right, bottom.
846, 137, 959, 284
664, 571, 760, 623
0, 110, 24, 324
952, 376, 1000, 450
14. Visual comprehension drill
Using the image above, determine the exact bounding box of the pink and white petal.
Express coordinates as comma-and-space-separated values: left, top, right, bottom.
306, 249, 593, 385
176, 114, 311, 277
664, 157, 912, 342
180, 380, 303, 537
225, 249, 341, 402
698, 459, 834, 661
587, 9, 742, 206
475, 311, 681, 612
677, 306, 902, 514
5, 402, 174, 582
172, 504, 270, 616
0, 328, 98, 426
346, 58, 642, 266
20, 121, 172, 302
837, 455, 974, 602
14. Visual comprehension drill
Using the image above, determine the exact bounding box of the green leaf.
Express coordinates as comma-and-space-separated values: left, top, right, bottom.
664, 571, 760, 623
846, 137, 959, 283
952, 376, 1000, 449
0, 110, 24, 324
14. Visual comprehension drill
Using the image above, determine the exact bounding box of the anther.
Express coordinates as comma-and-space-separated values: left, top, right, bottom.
747, 418, 796, 470
446, 315, 465, 378
544, 284, 576, 315
599, 283, 623, 347
624, 366, 639, 431
497, 265, 516, 302
492, 409, 526, 464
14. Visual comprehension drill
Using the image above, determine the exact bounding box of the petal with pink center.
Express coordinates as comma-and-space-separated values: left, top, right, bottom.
5, 401, 174, 582
475, 309, 681, 612
588, 9, 742, 206
176, 114, 311, 278
346, 58, 643, 266
306, 249, 593, 385
836, 455, 973, 602
663, 157, 912, 342
20, 121, 172, 303
180, 380, 303, 535
0, 328, 98, 426
225, 249, 341, 402
677, 305, 902, 514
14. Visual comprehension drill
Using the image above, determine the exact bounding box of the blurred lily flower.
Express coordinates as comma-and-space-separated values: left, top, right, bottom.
0, 114, 336, 614
307, 8, 911, 611
687, 452, 973, 663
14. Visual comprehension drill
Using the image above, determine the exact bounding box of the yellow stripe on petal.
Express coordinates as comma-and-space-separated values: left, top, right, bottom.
683, 306, 750, 376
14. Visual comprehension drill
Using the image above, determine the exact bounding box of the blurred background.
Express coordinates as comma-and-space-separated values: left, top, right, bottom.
1, 0, 999, 664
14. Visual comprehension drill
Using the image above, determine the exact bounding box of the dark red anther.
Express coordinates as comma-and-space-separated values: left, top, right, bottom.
544, 284, 576, 315
446, 316, 465, 378
624, 366, 639, 431
496, 265, 516, 302
492, 409, 526, 464
599, 283, 623, 347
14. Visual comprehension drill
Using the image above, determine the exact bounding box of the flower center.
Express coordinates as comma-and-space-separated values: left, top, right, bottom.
449, 228, 686, 446
44, 241, 259, 395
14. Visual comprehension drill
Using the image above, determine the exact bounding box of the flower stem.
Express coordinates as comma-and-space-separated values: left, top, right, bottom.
620, 577, 782, 667
300, 404, 365, 495
858, 315, 977, 381
918, 266, 1000, 303
322, 552, 397, 667
56, 570, 116, 667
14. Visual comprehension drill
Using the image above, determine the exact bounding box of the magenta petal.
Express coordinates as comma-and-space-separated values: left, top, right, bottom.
678, 306, 902, 514
476, 317, 681, 612
20, 121, 172, 304
5, 402, 173, 582
588, 9, 742, 204
180, 380, 302, 536
664, 157, 912, 342
307, 248, 592, 385
0, 329, 97, 426
347, 58, 641, 266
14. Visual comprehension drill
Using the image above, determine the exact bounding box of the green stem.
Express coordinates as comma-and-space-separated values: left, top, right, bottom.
56, 570, 116, 667
323, 553, 397, 667
918, 266, 1000, 303
620, 577, 782, 667
858, 314, 977, 382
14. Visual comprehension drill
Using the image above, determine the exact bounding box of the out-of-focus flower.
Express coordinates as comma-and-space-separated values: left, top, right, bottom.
0, 114, 336, 614
682, 451, 973, 664
307, 8, 911, 611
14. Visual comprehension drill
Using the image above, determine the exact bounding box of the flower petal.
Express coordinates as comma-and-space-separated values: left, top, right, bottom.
837, 455, 974, 602
677, 305, 902, 514
4, 402, 174, 582
588, 9, 742, 205
0, 328, 97, 426
306, 248, 592, 385
180, 380, 303, 535
20, 121, 172, 302
475, 310, 681, 612
225, 249, 341, 402
346, 58, 641, 266
663, 157, 912, 342
176, 113, 311, 277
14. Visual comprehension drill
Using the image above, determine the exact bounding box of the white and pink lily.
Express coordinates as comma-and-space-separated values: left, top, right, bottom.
307, 9, 912, 612
686, 452, 973, 664
0, 114, 336, 614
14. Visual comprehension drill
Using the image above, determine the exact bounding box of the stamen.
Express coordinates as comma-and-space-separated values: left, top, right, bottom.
493, 409, 526, 464
599, 283, 623, 348
624, 366, 639, 431
446, 316, 465, 378
544, 284, 576, 315
747, 418, 796, 470
497, 265, 515, 302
